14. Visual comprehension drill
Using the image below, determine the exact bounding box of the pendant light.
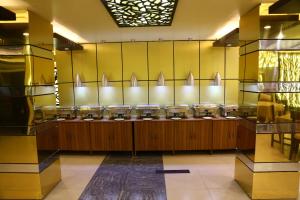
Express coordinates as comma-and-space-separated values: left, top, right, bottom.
186, 71, 194, 86
130, 73, 138, 87
101, 73, 109, 87
157, 72, 165, 86
214, 72, 221, 86
75, 73, 83, 87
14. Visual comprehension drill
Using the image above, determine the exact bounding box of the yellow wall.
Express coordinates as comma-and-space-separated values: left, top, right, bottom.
56, 41, 239, 106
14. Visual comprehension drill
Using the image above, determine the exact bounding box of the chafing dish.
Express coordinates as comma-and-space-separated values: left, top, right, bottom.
40, 106, 58, 120
239, 104, 257, 117
220, 104, 239, 118
56, 106, 76, 119
166, 104, 189, 119
77, 105, 104, 119
106, 105, 132, 120
192, 103, 219, 118
135, 104, 160, 119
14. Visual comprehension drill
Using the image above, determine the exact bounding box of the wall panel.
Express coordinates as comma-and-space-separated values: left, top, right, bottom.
174, 41, 199, 79
149, 81, 174, 105
97, 43, 122, 81
200, 41, 224, 79
122, 42, 147, 80
148, 41, 173, 80
55, 41, 239, 106
72, 44, 97, 82
55, 51, 72, 83
99, 82, 123, 106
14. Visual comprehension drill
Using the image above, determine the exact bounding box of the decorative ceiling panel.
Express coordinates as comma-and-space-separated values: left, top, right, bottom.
101, 0, 178, 27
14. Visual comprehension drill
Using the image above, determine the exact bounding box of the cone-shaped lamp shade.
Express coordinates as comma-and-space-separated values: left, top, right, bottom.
130, 73, 138, 87
101, 73, 109, 87
157, 72, 165, 86
75, 73, 83, 87
214, 72, 221, 86
186, 72, 194, 86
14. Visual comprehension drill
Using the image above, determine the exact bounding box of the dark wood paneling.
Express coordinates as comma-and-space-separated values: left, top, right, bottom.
90, 121, 133, 151
174, 120, 212, 150
212, 120, 238, 150
36, 121, 59, 151
134, 120, 174, 151
237, 119, 256, 150
58, 121, 91, 151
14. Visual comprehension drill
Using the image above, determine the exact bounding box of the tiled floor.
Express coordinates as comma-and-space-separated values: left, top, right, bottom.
163, 153, 249, 200
45, 154, 105, 200
45, 152, 300, 200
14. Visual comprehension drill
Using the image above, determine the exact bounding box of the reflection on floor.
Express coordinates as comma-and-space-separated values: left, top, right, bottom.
45, 152, 300, 200
79, 154, 166, 200
164, 153, 249, 200
45, 154, 105, 200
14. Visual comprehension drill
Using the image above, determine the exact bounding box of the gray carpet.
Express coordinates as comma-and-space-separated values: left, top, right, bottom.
79, 154, 167, 200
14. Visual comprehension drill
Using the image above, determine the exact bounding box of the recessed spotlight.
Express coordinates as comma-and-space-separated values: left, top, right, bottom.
226, 43, 232, 47
23, 32, 29, 36
264, 25, 271, 30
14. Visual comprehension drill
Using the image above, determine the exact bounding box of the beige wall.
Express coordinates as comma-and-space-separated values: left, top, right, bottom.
55, 41, 239, 106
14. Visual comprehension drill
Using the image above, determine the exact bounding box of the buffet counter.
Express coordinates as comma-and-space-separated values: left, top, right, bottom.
47, 117, 240, 153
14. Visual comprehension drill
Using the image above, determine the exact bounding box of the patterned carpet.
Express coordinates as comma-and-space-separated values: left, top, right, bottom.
79, 153, 166, 200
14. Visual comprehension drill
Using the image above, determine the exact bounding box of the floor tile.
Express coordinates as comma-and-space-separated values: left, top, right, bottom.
208, 188, 250, 200
45, 153, 105, 200
167, 188, 213, 200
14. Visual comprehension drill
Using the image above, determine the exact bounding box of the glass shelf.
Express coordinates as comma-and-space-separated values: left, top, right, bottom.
1, 85, 55, 97
240, 82, 300, 93
256, 122, 300, 134
241, 118, 300, 133
259, 39, 300, 51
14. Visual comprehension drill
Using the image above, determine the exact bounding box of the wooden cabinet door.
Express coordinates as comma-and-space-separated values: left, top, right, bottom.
109, 121, 133, 151
134, 121, 174, 151
212, 120, 238, 150
174, 120, 212, 150
59, 121, 91, 151
90, 122, 110, 151
237, 120, 256, 150
90, 121, 133, 151
36, 121, 59, 151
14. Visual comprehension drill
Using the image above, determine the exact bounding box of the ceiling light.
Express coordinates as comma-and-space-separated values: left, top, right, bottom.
264, 25, 271, 30
75, 73, 84, 87
102, 73, 109, 87
186, 72, 194, 86
23, 32, 29, 36
101, 0, 178, 27
157, 72, 165, 86
130, 73, 138, 87
214, 72, 221, 86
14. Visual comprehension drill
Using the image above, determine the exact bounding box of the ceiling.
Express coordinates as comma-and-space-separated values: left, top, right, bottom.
0, 0, 263, 42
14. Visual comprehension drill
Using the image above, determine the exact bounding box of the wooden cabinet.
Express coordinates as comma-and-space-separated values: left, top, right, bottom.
36, 121, 59, 151
134, 120, 174, 151
90, 121, 133, 151
237, 119, 256, 150
174, 120, 212, 150
212, 120, 238, 150
58, 121, 91, 151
